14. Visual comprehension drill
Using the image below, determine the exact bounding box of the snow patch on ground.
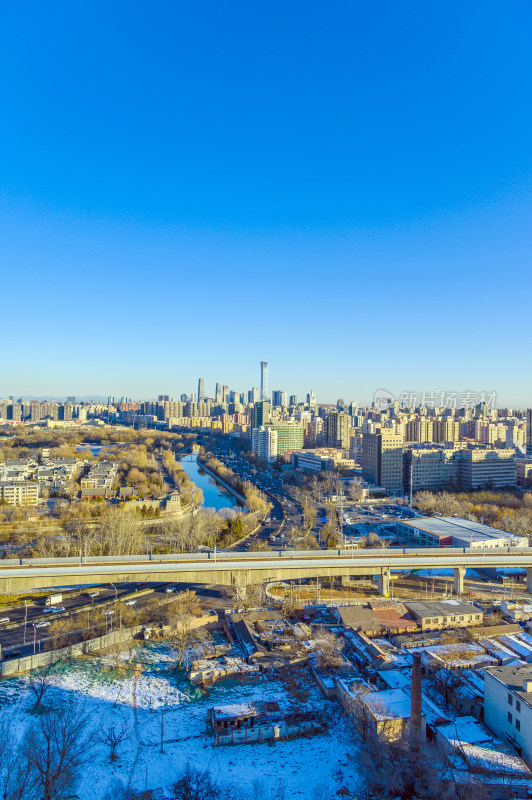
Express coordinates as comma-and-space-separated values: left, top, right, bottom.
0, 640, 358, 800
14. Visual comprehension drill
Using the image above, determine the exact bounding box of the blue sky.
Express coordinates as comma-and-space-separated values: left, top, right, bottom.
1, 1, 531, 405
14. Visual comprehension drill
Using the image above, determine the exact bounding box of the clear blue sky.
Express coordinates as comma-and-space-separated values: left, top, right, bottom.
1, 1, 531, 406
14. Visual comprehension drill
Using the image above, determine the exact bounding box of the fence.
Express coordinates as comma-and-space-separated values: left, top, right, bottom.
0, 624, 144, 677
213, 717, 323, 745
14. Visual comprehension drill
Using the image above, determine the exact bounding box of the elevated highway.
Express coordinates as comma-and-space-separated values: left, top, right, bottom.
1, 547, 532, 595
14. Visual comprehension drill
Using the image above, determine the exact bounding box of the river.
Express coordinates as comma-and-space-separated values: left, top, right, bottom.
178, 454, 238, 511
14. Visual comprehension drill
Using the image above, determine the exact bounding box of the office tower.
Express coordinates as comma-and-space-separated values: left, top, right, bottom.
289, 395, 297, 406
306, 390, 316, 407
269, 422, 305, 455
251, 400, 270, 429
361, 428, 404, 493
337, 398, 345, 410
215, 382, 223, 404
527, 409, 532, 458
180, 393, 188, 402
222, 385, 229, 403
248, 387, 259, 404
272, 390, 287, 407
323, 411, 351, 449
198, 378, 205, 401
260, 361, 269, 401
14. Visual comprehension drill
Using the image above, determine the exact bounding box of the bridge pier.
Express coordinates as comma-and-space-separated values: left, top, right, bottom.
378, 568, 390, 597
453, 567, 465, 595
527, 568, 532, 594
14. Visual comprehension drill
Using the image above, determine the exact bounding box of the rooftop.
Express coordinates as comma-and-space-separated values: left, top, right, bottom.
404, 599, 479, 618
485, 664, 532, 707
399, 515, 522, 543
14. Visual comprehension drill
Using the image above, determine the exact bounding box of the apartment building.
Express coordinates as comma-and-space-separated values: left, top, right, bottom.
455, 447, 516, 489
361, 428, 404, 493
0, 480, 39, 506
323, 411, 351, 449
251, 427, 278, 462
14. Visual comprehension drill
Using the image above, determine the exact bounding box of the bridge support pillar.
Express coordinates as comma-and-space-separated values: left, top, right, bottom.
378, 568, 390, 597
527, 569, 532, 594
453, 567, 465, 595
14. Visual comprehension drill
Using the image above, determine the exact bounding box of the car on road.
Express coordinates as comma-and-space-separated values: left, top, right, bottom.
0, 617, 10, 625
165, 587, 175, 593
3, 650, 21, 659
125, 600, 136, 606
35, 621, 50, 628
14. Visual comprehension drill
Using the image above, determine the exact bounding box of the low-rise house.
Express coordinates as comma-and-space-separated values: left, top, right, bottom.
421, 642, 497, 672
501, 601, 532, 622
435, 714, 532, 791
498, 635, 532, 663
207, 701, 322, 745
335, 602, 417, 637
404, 599, 483, 632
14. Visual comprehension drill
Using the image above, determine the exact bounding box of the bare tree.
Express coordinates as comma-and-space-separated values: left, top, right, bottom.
98, 721, 130, 761
0, 718, 36, 800
166, 590, 207, 669
312, 629, 345, 670
169, 763, 224, 800
28, 672, 53, 707
22, 699, 93, 800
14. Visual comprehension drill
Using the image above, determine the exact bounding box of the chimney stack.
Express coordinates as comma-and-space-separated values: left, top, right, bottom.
410, 652, 422, 744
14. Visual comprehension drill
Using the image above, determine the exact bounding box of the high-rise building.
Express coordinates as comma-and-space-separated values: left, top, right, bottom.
215, 383, 223, 404
323, 411, 351, 449
289, 395, 297, 406
272, 390, 287, 407
222, 385, 229, 403
251, 401, 270, 429
260, 361, 269, 401
198, 378, 205, 401
361, 428, 404, 494
527, 409, 532, 458
251, 426, 278, 462
307, 390, 316, 407
269, 422, 304, 455
248, 387, 259, 404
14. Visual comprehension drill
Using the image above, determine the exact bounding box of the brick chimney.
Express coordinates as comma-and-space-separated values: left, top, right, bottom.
410, 651, 422, 744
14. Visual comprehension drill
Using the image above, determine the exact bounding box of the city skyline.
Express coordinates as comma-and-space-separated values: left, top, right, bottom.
1, 3, 531, 404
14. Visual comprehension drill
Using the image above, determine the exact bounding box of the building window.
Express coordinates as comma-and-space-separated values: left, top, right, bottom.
516, 719, 521, 731
516, 700, 521, 712
508, 694, 513, 706
508, 712, 513, 724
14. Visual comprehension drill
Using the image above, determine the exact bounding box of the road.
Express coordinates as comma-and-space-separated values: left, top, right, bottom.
0, 580, 230, 659
208, 442, 309, 549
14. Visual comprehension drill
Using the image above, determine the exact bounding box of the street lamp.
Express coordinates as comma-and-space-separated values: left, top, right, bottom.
110, 583, 118, 602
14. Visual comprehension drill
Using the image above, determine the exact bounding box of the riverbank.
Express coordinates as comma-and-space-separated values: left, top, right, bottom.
196, 458, 248, 507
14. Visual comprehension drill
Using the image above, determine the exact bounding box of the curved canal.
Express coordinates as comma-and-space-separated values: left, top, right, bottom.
178, 453, 239, 511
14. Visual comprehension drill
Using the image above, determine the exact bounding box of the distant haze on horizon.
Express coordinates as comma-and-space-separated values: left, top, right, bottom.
1, 2, 531, 407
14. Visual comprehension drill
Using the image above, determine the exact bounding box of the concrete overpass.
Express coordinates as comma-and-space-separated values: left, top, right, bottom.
2, 547, 532, 596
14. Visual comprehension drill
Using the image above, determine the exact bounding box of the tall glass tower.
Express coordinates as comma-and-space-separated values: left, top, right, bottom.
260, 361, 268, 401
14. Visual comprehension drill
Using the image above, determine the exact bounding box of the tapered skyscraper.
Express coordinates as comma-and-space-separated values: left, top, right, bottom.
197, 377, 205, 401
260, 361, 268, 401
